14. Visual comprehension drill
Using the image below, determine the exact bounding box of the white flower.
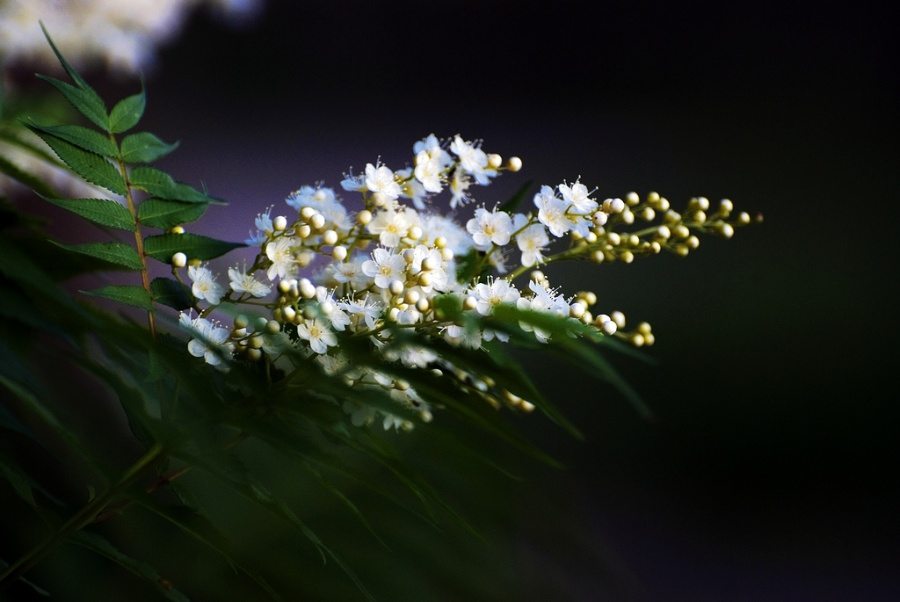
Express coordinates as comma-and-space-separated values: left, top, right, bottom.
245, 206, 274, 246
361, 248, 406, 289
449, 169, 473, 208
368, 208, 411, 247
364, 163, 401, 200
341, 295, 383, 330
413, 134, 452, 167
559, 181, 598, 214
316, 287, 351, 332
179, 312, 233, 369
443, 324, 482, 349
228, 265, 271, 298
188, 264, 224, 305
414, 151, 444, 194
397, 167, 429, 209
265, 237, 297, 281
466, 207, 513, 249
421, 213, 473, 255
340, 170, 366, 192
515, 221, 550, 268
471, 278, 520, 316
297, 317, 337, 354
286, 185, 343, 216
534, 185, 575, 237
450, 135, 495, 185
516, 280, 570, 342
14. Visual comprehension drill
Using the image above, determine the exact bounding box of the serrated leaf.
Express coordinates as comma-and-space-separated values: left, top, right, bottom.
29, 129, 125, 195
41, 196, 133, 230
144, 233, 243, 263
53, 241, 142, 270
40, 22, 93, 91
151, 278, 194, 310
130, 167, 221, 204
0, 154, 57, 197
109, 91, 145, 134
35, 75, 108, 132
83, 285, 152, 310
70, 531, 191, 602
26, 122, 117, 157
120, 132, 179, 164
138, 198, 207, 229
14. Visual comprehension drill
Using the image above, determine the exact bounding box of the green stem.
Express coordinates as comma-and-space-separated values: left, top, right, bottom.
0, 443, 164, 588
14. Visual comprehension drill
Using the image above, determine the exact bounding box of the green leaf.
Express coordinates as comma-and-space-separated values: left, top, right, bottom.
34, 75, 108, 132
498, 179, 533, 213
53, 241, 142, 270
41, 196, 134, 230
120, 132, 179, 163
83, 285, 153, 310
135, 498, 284, 601
130, 167, 221, 204
28, 129, 126, 195
109, 91, 145, 134
138, 198, 207, 229
144, 233, 243, 263
25, 122, 117, 157
69, 531, 191, 602
0, 154, 58, 197
40, 22, 93, 91
150, 278, 194, 311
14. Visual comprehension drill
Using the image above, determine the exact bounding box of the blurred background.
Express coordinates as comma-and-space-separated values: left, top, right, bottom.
2, 1, 898, 600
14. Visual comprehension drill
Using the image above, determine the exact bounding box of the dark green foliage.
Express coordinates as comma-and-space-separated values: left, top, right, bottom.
40, 196, 134, 230
138, 199, 207, 229
120, 133, 179, 164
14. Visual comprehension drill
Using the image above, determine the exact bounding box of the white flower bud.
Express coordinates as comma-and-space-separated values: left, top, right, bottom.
626, 191, 640, 205
170, 225, 185, 235
530, 270, 545, 281
300, 207, 316, 219
247, 348, 262, 361
738, 211, 751, 224
719, 223, 734, 238
299, 278, 316, 299
487, 153, 502, 169
422, 255, 440, 271
697, 196, 710, 211
440, 248, 454, 261
507, 156, 522, 172
372, 192, 388, 207
332, 245, 347, 261
647, 191, 661, 204
273, 215, 288, 231
357, 209, 373, 225
719, 199, 733, 214
171, 252, 187, 268
601, 319, 617, 335
570, 301, 586, 319
657, 225, 671, 239
310, 213, 326, 230
389, 280, 404, 295
297, 224, 312, 239
585, 232, 598, 243
520, 400, 535, 413
297, 249, 315, 266
234, 315, 249, 329
687, 235, 700, 249
640, 207, 656, 221
693, 210, 707, 224
591, 250, 605, 263
278, 279, 291, 294
416, 298, 429, 312
607, 232, 621, 246
388, 307, 400, 321
609, 198, 625, 213
621, 210, 635, 225
282, 305, 297, 322
266, 320, 280, 334
232, 327, 247, 339
464, 296, 477, 310
418, 272, 432, 287
632, 333, 646, 347
321, 300, 335, 315
404, 289, 420, 304
249, 335, 264, 349
322, 229, 338, 245
434, 236, 447, 249
592, 211, 608, 226
619, 250, 634, 263
637, 322, 652, 335
611, 310, 626, 329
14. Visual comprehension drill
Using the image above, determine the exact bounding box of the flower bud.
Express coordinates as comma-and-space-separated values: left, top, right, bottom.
247, 348, 262, 361
357, 209, 373, 225
300, 207, 315, 219
250, 335, 264, 349
297, 224, 312, 239
464, 296, 477, 310
170, 225, 185, 235
408, 225, 423, 240
404, 289, 421, 304
626, 191, 640, 206
611, 310, 626, 329
372, 192, 388, 207
278, 279, 292, 294
441, 248, 454, 261
282, 305, 297, 322
433, 235, 447, 249
487, 153, 503, 169
389, 280, 404, 295
266, 320, 281, 334
423, 256, 440, 271
273, 215, 288, 231
310, 213, 326, 230
171, 252, 187, 268
299, 278, 316, 299
507, 156, 522, 172
234, 315, 249, 329
322, 229, 338, 245
719, 223, 734, 238
333, 245, 348, 261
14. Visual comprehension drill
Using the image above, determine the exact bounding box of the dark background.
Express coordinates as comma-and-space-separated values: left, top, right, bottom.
22, 1, 900, 600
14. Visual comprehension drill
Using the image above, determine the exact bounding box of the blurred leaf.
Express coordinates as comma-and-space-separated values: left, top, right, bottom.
28, 128, 126, 195
109, 91, 145, 134
25, 122, 117, 157
69, 530, 191, 601
136, 497, 284, 601
0, 559, 50, 597
83, 285, 153, 310
498, 179, 533, 213
151, 278, 194, 311
138, 198, 207, 229
130, 167, 221, 204
120, 132, 179, 164
144, 233, 243, 263
41, 196, 134, 230
0, 154, 57, 197
52, 241, 143, 270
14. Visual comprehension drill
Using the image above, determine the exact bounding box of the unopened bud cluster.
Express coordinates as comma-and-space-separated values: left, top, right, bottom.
172, 134, 757, 431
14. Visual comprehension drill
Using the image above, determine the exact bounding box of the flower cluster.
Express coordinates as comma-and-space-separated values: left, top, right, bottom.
174, 134, 759, 430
